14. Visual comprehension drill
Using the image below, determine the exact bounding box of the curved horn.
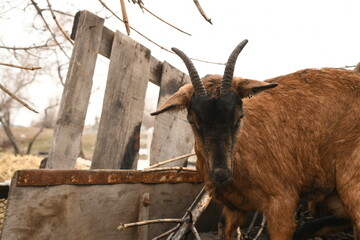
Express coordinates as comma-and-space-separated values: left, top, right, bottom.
220, 39, 249, 94
172, 48, 207, 96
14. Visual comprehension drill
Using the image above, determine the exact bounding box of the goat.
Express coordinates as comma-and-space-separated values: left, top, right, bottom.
151, 40, 360, 240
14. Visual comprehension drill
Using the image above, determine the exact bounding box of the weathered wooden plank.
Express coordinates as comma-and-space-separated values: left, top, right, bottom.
1, 172, 204, 240
137, 193, 150, 240
47, 11, 104, 169
15, 169, 202, 186
70, 11, 163, 86
91, 31, 150, 169
150, 62, 194, 166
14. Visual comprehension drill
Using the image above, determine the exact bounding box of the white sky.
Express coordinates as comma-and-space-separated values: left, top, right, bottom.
2, 0, 360, 126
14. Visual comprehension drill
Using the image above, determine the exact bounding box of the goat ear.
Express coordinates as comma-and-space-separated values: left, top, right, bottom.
233, 77, 278, 98
150, 84, 194, 116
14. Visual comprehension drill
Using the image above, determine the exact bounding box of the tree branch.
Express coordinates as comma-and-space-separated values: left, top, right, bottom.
99, 0, 225, 65
193, 0, 212, 24
120, 0, 131, 35
46, 0, 74, 45
0, 84, 39, 113
0, 62, 41, 71
30, 0, 70, 59
131, 0, 191, 36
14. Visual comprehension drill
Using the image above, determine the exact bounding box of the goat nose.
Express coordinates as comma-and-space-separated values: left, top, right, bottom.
211, 168, 231, 186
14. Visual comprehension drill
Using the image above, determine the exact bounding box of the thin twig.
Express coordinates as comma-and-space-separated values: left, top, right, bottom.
132, 0, 191, 36
253, 214, 267, 240
30, 0, 70, 59
0, 84, 39, 113
190, 223, 201, 240
46, 0, 74, 45
120, 0, 131, 35
193, 0, 212, 24
117, 218, 183, 230
0, 62, 41, 71
147, 153, 195, 169
98, 0, 225, 65
143, 167, 196, 172
0, 43, 57, 50
151, 225, 180, 240
245, 211, 259, 235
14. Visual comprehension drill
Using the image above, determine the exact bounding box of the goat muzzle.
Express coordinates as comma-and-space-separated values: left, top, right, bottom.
211, 168, 231, 187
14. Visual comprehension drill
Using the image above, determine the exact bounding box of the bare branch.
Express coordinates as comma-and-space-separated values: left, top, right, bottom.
245, 211, 259, 236
46, 0, 74, 45
120, 0, 131, 35
142, 167, 196, 173
151, 225, 180, 240
117, 218, 184, 230
0, 43, 57, 51
99, 0, 225, 65
26, 103, 58, 154
0, 62, 41, 71
193, 0, 212, 24
0, 84, 39, 113
132, 0, 191, 36
30, 0, 70, 59
253, 214, 267, 240
147, 153, 195, 169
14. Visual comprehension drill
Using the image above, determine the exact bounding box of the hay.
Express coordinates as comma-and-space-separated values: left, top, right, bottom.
0, 153, 90, 183
0, 154, 42, 183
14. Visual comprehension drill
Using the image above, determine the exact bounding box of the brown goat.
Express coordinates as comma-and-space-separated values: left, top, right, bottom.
151, 40, 360, 239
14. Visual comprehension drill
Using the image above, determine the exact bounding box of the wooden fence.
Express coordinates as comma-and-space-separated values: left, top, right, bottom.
1, 11, 220, 240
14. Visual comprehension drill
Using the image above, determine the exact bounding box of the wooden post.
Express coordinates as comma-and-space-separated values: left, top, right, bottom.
91, 31, 150, 169
150, 62, 194, 167
137, 193, 150, 240
47, 11, 104, 169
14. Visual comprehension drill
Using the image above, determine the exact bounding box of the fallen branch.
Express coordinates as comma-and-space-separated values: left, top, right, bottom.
0, 84, 38, 113
253, 214, 267, 240
147, 153, 195, 169
193, 0, 212, 24
170, 187, 211, 240
152, 225, 180, 240
142, 167, 196, 172
0, 62, 41, 71
117, 218, 184, 230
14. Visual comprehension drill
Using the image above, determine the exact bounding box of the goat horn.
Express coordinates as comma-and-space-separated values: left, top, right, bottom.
221, 39, 249, 94
172, 48, 207, 96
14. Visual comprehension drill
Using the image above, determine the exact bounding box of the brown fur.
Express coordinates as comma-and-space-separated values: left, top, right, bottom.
153, 68, 360, 239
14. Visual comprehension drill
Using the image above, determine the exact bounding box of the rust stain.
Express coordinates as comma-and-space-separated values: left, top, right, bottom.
15, 169, 203, 186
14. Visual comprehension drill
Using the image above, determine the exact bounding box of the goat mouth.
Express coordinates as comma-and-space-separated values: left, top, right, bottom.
211, 168, 231, 187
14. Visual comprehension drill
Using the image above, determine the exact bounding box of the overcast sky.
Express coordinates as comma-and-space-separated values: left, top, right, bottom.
2, 0, 360, 126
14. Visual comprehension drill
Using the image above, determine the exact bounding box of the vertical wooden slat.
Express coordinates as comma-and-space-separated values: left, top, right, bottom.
91, 31, 150, 169
137, 193, 150, 240
150, 62, 194, 166
47, 11, 104, 169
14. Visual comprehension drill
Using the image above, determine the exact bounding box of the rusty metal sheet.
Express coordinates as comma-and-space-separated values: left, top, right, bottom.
16, 169, 203, 186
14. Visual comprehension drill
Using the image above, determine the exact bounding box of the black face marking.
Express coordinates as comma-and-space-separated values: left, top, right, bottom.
187, 92, 243, 186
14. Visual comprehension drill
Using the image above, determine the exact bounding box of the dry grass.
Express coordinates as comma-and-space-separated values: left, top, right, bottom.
0, 153, 43, 182
0, 153, 90, 183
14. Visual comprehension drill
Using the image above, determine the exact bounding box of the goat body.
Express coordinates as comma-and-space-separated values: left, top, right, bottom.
152, 41, 360, 239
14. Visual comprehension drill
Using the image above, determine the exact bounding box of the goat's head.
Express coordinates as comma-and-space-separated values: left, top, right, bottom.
151, 40, 277, 187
